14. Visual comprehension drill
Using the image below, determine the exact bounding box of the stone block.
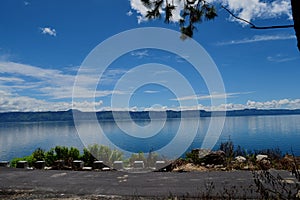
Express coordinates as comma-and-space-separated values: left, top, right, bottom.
155, 161, 166, 170
34, 161, 45, 169
113, 161, 124, 170
72, 160, 84, 170
93, 161, 106, 170
16, 161, 28, 168
0, 161, 9, 167
133, 161, 144, 169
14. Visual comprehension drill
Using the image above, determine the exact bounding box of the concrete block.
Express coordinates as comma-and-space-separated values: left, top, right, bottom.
54, 160, 65, 170
16, 161, 28, 168
133, 161, 144, 169
93, 161, 106, 170
72, 160, 84, 170
155, 161, 166, 170
34, 161, 45, 169
113, 161, 124, 170
0, 161, 9, 167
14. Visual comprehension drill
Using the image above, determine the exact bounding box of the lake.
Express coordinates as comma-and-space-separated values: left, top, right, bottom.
0, 115, 300, 161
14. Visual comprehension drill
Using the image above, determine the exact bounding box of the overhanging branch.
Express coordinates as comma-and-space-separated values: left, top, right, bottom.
222, 6, 294, 30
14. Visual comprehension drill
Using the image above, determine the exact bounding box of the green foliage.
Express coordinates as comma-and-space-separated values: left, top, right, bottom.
185, 150, 201, 164
11, 146, 82, 167
81, 148, 96, 167
45, 148, 55, 166
234, 145, 249, 157
140, 0, 217, 38
54, 146, 69, 161
82, 144, 124, 166
129, 151, 146, 164
69, 147, 80, 160
32, 148, 45, 161
11, 150, 45, 167
147, 151, 159, 167
219, 140, 234, 158
10, 155, 35, 167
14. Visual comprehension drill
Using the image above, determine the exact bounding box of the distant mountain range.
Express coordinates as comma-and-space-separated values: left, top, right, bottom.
0, 109, 300, 123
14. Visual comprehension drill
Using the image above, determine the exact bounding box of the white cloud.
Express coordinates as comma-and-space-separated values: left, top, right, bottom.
172, 92, 252, 101
144, 90, 160, 94
40, 27, 56, 36
130, 50, 149, 58
0, 61, 74, 98
130, 0, 149, 24
127, 10, 133, 16
130, 0, 184, 24
222, 0, 292, 24
267, 54, 299, 63
1, 88, 300, 112
24, 1, 30, 6
144, 104, 168, 111
246, 99, 300, 109
72, 100, 103, 112
178, 98, 300, 111
0, 90, 106, 112
0, 61, 127, 100
130, 0, 292, 25
0, 77, 24, 83
217, 34, 296, 45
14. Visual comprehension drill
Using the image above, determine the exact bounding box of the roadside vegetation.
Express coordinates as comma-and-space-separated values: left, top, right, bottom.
7, 141, 300, 199
10, 141, 300, 171
10, 144, 161, 169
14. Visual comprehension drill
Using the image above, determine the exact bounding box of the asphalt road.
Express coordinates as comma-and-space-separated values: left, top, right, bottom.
0, 168, 299, 199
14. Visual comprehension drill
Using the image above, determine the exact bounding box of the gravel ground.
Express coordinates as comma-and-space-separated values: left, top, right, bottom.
0, 167, 299, 199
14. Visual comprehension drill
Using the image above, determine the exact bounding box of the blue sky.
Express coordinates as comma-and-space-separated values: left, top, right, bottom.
0, 0, 299, 112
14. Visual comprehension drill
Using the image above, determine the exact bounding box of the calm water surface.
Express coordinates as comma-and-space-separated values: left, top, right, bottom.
0, 115, 300, 161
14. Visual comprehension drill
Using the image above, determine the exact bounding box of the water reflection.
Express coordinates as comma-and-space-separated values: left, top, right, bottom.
0, 115, 300, 161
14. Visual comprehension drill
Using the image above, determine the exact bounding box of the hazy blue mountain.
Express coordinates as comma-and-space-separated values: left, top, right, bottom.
0, 109, 300, 122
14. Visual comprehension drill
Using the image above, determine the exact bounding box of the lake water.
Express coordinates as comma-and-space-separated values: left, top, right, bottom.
0, 115, 300, 161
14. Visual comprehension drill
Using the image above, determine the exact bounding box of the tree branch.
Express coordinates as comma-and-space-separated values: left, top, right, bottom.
222, 6, 294, 30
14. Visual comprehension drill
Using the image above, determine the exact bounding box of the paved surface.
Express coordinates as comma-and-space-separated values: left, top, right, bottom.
0, 168, 299, 199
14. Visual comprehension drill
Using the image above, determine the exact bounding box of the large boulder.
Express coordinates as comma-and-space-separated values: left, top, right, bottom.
191, 149, 211, 158
201, 150, 226, 165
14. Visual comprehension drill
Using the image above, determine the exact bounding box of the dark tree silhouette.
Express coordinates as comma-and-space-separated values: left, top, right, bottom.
141, 0, 217, 38
139, 0, 299, 51
291, 0, 300, 51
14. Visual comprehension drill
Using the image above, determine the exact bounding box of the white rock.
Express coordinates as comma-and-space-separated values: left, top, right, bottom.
256, 154, 268, 162
235, 156, 247, 163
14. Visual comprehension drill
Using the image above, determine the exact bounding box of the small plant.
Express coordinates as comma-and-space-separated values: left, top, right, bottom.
32, 148, 45, 161
45, 148, 55, 166
185, 150, 202, 164
81, 147, 96, 167
252, 170, 299, 199
84, 144, 124, 166
219, 139, 234, 159
129, 151, 146, 165
10, 155, 35, 167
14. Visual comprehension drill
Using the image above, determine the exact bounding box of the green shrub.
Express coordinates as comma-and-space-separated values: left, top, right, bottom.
81, 144, 124, 166
219, 140, 234, 158
32, 148, 45, 161
10, 155, 35, 167
129, 151, 146, 164
81, 147, 96, 167
45, 148, 55, 166
69, 147, 80, 161
54, 146, 69, 161
185, 150, 201, 164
